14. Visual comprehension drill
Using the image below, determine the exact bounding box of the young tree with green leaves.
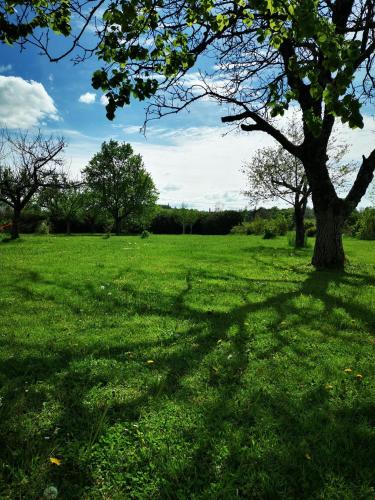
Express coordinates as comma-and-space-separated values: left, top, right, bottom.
83, 141, 158, 235
3, 0, 375, 268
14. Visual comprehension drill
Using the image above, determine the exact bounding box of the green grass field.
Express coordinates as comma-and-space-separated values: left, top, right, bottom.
1, 234, 375, 499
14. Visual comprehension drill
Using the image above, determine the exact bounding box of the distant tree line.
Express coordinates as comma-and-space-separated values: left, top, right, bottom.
2, 194, 375, 240
1, 129, 374, 241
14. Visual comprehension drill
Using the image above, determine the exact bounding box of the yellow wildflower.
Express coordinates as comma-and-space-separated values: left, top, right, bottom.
355, 373, 363, 380
305, 453, 312, 460
49, 457, 62, 466
146, 360, 154, 364
344, 368, 352, 373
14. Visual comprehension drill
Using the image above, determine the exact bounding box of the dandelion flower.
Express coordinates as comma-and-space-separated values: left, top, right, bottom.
344, 368, 352, 373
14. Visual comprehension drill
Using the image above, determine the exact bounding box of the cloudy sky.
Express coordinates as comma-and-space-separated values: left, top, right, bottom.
0, 35, 374, 210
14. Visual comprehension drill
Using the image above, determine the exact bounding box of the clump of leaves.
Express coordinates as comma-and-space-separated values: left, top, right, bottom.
263, 228, 277, 240
141, 230, 151, 239
35, 221, 50, 235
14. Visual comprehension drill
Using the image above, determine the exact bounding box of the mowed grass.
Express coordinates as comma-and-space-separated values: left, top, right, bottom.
0, 234, 375, 499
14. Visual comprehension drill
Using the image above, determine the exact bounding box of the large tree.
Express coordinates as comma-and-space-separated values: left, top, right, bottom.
94, 0, 375, 269
243, 121, 352, 247
0, 129, 65, 239
3, 1, 375, 268
83, 141, 158, 235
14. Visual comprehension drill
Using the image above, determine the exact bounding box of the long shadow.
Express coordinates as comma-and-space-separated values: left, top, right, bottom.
1, 259, 375, 498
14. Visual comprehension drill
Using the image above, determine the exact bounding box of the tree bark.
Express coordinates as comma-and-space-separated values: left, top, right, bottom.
115, 217, 122, 235
312, 207, 345, 269
294, 204, 305, 248
302, 143, 346, 270
66, 220, 71, 235
11, 208, 20, 239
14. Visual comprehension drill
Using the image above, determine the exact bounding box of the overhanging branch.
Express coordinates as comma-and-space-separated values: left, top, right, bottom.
222, 110, 302, 159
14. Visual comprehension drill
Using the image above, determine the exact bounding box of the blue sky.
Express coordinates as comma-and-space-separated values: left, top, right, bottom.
0, 37, 374, 209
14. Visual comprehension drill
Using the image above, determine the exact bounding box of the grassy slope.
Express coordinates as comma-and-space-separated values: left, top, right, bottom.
0, 235, 374, 499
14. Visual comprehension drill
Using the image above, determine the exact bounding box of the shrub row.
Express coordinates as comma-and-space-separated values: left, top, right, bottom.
3, 203, 375, 239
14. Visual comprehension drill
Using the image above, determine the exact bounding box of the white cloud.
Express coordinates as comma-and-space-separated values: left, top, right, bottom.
79, 92, 96, 104
162, 184, 181, 192
129, 127, 270, 209
100, 95, 109, 106
122, 125, 143, 134
0, 64, 12, 74
0, 76, 59, 128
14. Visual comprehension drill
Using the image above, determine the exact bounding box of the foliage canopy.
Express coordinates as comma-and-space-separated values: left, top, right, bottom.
83, 140, 158, 234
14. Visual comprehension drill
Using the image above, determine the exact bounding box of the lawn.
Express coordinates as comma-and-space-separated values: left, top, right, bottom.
0, 234, 375, 499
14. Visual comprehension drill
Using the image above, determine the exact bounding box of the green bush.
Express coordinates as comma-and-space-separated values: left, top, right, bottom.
306, 226, 317, 237
304, 219, 317, 237
232, 220, 269, 236
270, 215, 289, 236
141, 230, 151, 239
343, 210, 360, 236
231, 215, 289, 237
194, 210, 244, 235
263, 228, 277, 239
35, 220, 50, 235
246, 217, 266, 235
356, 208, 375, 240
230, 224, 247, 234
230, 222, 255, 234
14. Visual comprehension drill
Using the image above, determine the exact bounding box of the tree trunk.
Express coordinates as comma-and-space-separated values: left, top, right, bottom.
115, 217, 122, 235
66, 220, 71, 235
295, 211, 305, 248
11, 208, 20, 239
182, 222, 186, 234
294, 200, 307, 248
312, 207, 345, 269
303, 147, 346, 270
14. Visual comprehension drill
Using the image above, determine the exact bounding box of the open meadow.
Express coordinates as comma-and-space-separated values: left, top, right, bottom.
1, 235, 375, 499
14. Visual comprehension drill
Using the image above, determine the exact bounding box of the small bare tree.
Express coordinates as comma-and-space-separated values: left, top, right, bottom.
0, 129, 65, 239
243, 121, 353, 247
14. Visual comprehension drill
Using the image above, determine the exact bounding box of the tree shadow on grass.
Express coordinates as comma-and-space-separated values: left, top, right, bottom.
1, 261, 375, 498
